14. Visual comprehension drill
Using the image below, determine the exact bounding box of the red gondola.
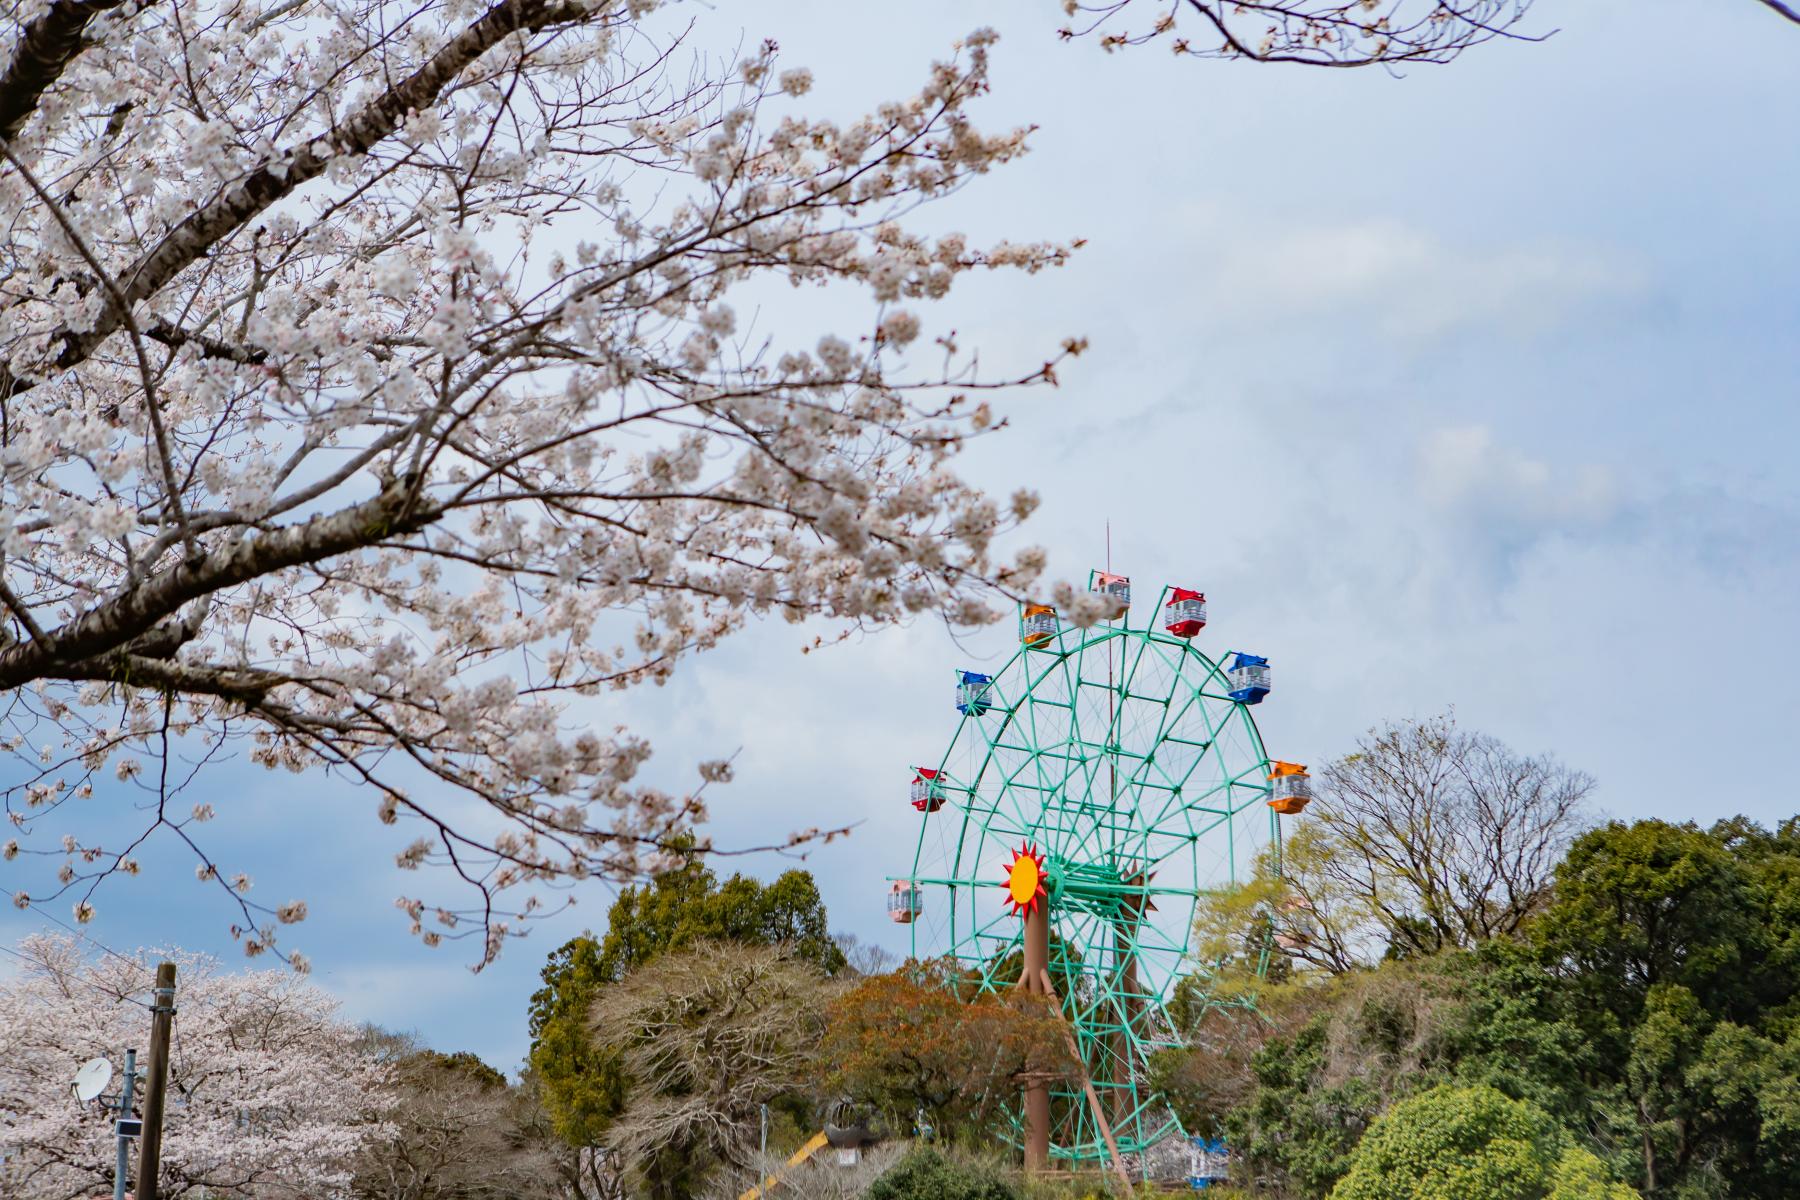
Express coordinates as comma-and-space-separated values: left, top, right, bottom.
1164, 589, 1206, 638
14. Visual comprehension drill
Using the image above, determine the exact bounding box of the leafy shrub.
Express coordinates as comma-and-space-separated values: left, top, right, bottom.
868, 1147, 1019, 1200
1329, 1084, 1637, 1200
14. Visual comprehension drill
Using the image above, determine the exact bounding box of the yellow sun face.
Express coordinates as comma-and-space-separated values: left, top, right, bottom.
1002, 844, 1047, 917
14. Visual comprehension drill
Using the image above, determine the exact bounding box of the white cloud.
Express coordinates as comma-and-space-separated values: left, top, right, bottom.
1172, 209, 1649, 344
1418, 424, 1623, 530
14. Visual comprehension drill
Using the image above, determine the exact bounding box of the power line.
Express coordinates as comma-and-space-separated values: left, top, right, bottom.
27, 901, 151, 974
0, 939, 154, 1009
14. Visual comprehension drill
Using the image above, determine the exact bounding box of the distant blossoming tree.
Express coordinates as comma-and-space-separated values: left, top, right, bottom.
0, 0, 1072, 964
0, 934, 387, 1198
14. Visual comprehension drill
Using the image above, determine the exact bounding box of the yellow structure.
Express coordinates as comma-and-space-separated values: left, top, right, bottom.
737, 1131, 831, 1200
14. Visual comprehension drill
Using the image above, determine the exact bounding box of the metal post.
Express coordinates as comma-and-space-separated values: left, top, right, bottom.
760, 1103, 768, 1160
136, 962, 177, 1200
114, 1048, 137, 1200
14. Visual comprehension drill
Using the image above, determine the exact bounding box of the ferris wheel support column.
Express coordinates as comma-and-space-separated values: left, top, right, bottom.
1110, 897, 1144, 1131
1020, 902, 1051, 1173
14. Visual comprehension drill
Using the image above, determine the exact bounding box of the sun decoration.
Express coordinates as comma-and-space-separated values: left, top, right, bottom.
1002, 843, 1047, 917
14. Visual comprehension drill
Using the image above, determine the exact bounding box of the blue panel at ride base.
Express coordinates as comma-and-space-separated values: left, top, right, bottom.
1229, 686, 1269, 704
1189, 1137, 1231, 1188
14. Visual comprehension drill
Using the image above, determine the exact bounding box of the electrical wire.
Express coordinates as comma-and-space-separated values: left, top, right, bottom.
0, 939, 154, 1010
26, 901, 153, 974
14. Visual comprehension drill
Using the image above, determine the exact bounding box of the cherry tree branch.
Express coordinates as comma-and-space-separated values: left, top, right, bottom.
0, 0, 139, 141
0, 478, 437, 687
0, 0, 592, 396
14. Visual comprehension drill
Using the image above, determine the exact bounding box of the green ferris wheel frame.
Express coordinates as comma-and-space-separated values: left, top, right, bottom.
901, 583, 1278, 1168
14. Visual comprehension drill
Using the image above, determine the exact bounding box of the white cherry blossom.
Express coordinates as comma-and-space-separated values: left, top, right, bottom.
0, 935, 388, 1198
0, 0, 1073, 964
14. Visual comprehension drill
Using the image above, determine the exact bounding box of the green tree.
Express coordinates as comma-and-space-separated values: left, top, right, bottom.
1535, 820, 1767, 1028
1329, 1084, 1639, 1200
525, 861, 844, 1148
1440, 939, 1600, 1127
1221, 961, 1467, 1197
1527, 818, 1800, 1196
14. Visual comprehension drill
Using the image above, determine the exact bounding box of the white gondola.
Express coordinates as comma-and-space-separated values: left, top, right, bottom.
887, 881, 923, 924
1271, 774, 1311, 804
1094, 572, 1130, 619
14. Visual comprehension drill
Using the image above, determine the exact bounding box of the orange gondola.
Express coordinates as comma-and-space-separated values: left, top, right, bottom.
1021, 603, 1058, 648
1267, 761, 1312, 815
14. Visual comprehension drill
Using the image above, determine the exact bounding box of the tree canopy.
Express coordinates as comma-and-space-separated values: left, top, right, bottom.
1187, 814, 1800, 1199
526, 861, 843, 1149
0, 0, 1065, 965
1329, 1084, 1637, 1200
593, 943, 834, 1200
0, 935, 387, 1199
814, 958, 1078, 1146
1193, 713, 1593, 978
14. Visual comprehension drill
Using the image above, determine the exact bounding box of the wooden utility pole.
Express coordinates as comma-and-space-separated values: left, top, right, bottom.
135, 961, 177, 1200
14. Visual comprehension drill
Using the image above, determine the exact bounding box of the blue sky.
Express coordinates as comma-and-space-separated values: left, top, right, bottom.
4, 0, 1798, 1073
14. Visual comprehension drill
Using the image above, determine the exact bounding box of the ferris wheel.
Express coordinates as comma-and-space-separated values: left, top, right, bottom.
889, 573, 1310, 1171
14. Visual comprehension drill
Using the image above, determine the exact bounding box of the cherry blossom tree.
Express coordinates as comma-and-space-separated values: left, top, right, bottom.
0, 0, 1074, 964
0, 933, 388, 1198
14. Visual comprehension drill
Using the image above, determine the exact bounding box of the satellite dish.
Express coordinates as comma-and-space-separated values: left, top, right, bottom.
72, 1057, 113, 1103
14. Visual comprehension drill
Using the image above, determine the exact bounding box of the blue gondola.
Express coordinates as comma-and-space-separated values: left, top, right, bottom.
956, 670, 994, 715
1227, 652, 1271, 704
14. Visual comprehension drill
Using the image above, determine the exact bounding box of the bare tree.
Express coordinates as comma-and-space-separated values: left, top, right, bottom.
830, 930, 899, 977
590, 943, 835, 1200
1055, 0, 1799, 68
1192, 712, 1594, 975
703, 1143, 903, 1200
1310, 711, 1593, 960
0, 0, 1070, 964
350, 1040, 564, 1200
513, 1071, 627, 1200
1059, 0, 1545, 67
